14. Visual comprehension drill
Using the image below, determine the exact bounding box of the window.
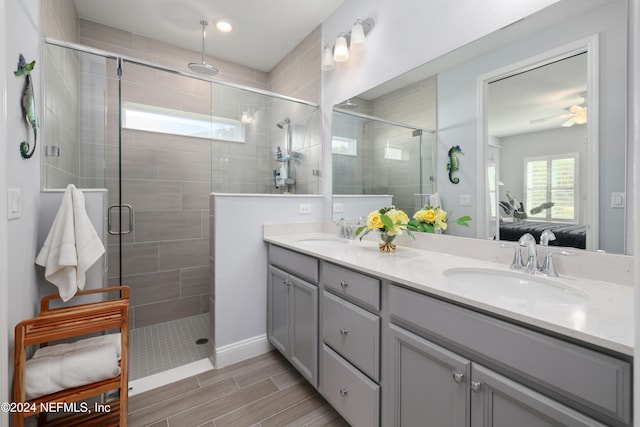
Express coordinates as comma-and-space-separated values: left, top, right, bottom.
122, 102, 245, 142
332, 136, 357, 156
524, 154, 578, 222
384, 141, 410, 161
487, 165, 497, 218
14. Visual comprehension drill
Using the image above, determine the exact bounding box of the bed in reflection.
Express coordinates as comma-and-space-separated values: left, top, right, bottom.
499, 222, 586, 250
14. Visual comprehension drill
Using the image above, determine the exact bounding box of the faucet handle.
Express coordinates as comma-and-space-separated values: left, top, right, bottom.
510, 247, 525, 270
540, 230, 556, 246
540, 249, 574, 277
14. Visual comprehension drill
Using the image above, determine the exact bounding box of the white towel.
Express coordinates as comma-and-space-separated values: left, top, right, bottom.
35, 184, 105, 302
24, 344, 120, 400
32, 333, 122, 360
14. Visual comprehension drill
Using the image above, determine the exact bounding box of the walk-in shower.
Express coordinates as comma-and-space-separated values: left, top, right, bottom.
42, 39, 321, 381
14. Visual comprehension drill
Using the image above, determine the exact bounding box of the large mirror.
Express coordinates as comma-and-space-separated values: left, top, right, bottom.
332, 0, 627, 254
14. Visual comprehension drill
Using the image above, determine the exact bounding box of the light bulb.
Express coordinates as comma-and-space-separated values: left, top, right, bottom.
333, 34, 349, 62
321, 44, 335, 71
350, 21, 366, 50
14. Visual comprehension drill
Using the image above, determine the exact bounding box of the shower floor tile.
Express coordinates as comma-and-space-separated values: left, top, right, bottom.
129, 313, 212, 380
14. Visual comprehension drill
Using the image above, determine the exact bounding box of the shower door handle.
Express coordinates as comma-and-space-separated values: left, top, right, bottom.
108, 204, 134, 235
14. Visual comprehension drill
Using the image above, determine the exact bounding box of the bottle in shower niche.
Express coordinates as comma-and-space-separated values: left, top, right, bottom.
276, 146, 282, 160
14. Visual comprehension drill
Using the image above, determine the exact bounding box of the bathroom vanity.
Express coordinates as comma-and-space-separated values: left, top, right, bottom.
265, 230, 633, 427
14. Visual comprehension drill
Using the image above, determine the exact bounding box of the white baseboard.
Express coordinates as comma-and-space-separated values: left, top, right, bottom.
215, 334, 273, 369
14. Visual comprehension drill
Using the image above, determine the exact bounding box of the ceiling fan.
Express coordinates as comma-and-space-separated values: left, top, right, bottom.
530, 95, 588, 127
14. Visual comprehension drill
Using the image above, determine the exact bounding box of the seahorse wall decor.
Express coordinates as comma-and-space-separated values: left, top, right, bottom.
447, 145, 464, 184
14, 54, 38, 159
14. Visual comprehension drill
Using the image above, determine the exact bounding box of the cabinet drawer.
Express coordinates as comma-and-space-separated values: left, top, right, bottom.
322, 291, 380, 381
322, 262, 380, 311
269, 244, 318, 283
389, 285, 631, 425
321, 344, 379, 427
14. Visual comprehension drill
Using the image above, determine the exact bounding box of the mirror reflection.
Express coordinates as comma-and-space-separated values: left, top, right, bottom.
332, 108, 435, 220
332, 0, 627, 254
487, 53, 589, 250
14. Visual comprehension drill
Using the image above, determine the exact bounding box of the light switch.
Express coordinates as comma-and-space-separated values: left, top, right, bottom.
459, 194, 472, 207
611, 192, 625, 208
8, 188, 21, 220
333, 203, 344, 213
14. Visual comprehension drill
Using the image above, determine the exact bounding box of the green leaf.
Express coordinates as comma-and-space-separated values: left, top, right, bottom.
454, 216, 472, 227
355, 225, 367, 236
380, 214, 394, 230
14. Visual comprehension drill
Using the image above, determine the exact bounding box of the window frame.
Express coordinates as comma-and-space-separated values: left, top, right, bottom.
523, 152, 579, 223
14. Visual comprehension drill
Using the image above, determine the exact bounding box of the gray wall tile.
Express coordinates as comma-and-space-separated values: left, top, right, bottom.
134, 296, 203, 328
135, 211, 203, 242
181, 266, 209, 297
159, 239, 209, 271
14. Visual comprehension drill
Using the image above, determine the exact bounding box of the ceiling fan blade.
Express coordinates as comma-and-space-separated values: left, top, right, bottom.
530, 113, 573, 124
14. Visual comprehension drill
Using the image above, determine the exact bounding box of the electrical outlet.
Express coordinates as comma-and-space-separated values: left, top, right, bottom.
333, 203, 344, 213
298, 204, 312, 215
611, 192, 625, 208
459, 194, 472, 206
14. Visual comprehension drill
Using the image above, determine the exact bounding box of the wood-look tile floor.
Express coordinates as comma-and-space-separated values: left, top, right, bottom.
128, 351, 350, 427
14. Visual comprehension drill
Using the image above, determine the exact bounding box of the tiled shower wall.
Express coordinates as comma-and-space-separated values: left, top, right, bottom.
332, 76, 437, 215
42, 8, 323, 330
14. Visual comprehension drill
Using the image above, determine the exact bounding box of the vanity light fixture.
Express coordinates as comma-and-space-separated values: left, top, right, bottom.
322, 17, 375, 71
333, 33, 350, 62
321, 44, 336, 71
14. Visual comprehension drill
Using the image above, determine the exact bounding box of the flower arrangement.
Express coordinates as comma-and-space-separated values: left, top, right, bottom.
408, 205, 471, 233
355, 206, 413, 252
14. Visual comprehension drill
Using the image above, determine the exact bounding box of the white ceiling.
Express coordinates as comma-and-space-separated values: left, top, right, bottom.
488, 53, 588, 138
73, 0, 346, 72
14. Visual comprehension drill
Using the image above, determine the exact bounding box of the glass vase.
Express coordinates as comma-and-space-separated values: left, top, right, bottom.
379, 232, 397, 252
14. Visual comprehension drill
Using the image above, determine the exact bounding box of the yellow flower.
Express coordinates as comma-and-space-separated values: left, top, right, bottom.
435, 209, 448, 230
367, 210, 384, 230
396, 209, 410, 224
421, 209, 437, 224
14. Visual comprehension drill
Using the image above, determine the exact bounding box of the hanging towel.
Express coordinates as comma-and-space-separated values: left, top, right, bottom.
35, 184, 105, 301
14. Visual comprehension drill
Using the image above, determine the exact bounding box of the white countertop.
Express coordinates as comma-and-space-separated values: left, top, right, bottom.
264, 231, 634, 356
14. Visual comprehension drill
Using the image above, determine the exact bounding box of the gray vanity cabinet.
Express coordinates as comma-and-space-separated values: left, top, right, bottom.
388, 323, 470, 427
470, 364, 606, 426
267, 246, 319, 387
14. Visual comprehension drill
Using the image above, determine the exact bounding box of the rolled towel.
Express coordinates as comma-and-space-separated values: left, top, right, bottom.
32, 333, 122, 360
25, 344, 120, 400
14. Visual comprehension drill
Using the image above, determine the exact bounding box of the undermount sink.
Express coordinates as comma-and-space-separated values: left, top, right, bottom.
297, 238, 352, 247
443, 267, 588, 304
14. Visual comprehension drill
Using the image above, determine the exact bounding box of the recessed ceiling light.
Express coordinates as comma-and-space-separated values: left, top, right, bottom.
216, 20, 232, 33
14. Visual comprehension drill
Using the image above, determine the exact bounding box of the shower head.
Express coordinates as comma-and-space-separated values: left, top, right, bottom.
188, 20, 219, 76
336, 99, 358, 109
276, 118, 290, 129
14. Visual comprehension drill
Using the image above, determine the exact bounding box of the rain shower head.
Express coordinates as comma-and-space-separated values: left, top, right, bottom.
276, 118, 290, 129
337, 99, 358, 109
188, 20, 219, 76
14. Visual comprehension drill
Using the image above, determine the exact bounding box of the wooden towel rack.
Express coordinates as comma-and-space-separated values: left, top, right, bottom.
13, 286, 129, 427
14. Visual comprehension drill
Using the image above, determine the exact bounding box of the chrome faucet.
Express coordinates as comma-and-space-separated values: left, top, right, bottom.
518, 233, 539, 274
335, 217, 363, 240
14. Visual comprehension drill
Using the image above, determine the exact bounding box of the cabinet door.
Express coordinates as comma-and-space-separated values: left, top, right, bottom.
289, 275, 318, 386
267, 265, 290, 355
388, 324, 470, 427
470, 364, 607, 427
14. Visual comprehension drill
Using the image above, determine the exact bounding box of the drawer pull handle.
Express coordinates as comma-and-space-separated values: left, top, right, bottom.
452, 372, 465, 384
470, 381, 482, 393
339, 388, 349, 396
339, 328, 349, 336
340, 281, 348, 288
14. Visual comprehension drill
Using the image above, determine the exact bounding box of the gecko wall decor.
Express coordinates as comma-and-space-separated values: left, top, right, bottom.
447, 145, 463, 184
14, 54, 38, 159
